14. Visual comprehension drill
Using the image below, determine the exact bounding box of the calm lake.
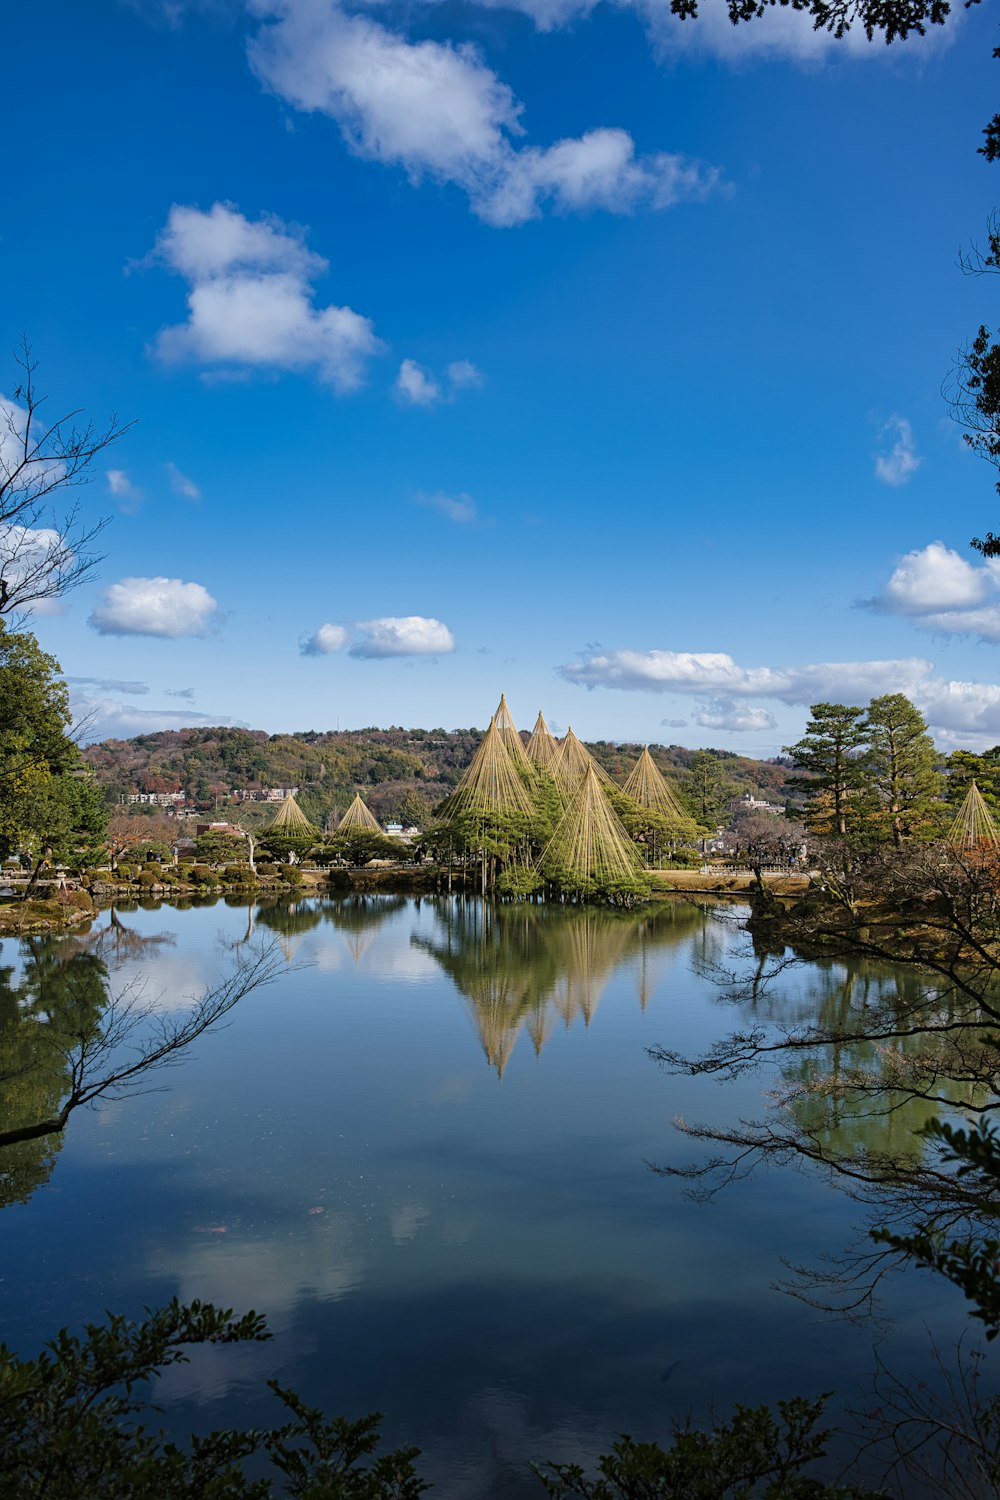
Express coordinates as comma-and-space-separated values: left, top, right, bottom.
0, 894, 972, 1494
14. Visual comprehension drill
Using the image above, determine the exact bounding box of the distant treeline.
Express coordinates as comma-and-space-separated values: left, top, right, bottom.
83, 726, 798, 830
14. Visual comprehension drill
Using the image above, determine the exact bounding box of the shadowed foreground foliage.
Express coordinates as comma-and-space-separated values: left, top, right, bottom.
0, 1299, 426, 1500
0, 1300, 882, 1499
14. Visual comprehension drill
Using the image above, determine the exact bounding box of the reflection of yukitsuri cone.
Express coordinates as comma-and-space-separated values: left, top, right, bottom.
550, 727, 614, 790
268, 792, 314, 831
438, 718, 536, 818
324, 894, 406, 934
338, 793, 381, 833
633, 933, 670, 1012
525, 711, 559, 771
526, 1002, 554, 1057
466, 977, 524, 1078
492, 692, 536, 779
621, 746, 688, 821
344, 931, 375, 964
549, 911, 633, 1026
947, 780, 1000, 850
542, 763, 642, 886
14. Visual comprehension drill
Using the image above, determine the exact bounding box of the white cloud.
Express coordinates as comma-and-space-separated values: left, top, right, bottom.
918, 605, 1000, 640
561, 647, 933, 704
396, 357, 484, 405
89, 576, 220, 637
865, 541, 1000, 641
165, 461, 202, 500
447, 359, 483, 390
874, 415, 921, 486
247, 0, 722, 226
151, 201, 383, 391
0, 524, 68, 611
873, 540, 985, 614
301, 622, 348, 654
641, 0, 914, 61
479, 127, 720, 226
562, 642, 1000, 743
67, 676, 150, 696
395, 359, 441, 406
694, 697, 777, 732
0, 395, 65, 498
107, 469, 144, 511
349, 615, 455, 657
414, 490, 478, 523
70, 693, 234, 744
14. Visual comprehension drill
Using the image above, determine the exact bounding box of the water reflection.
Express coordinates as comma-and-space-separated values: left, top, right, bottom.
318, 895, 407, 964
412, 899, 709, 1075
766, 957, 986, 1167
0, 935, 109, 1206
257, 895, 406, 963
85, 905, 177, 966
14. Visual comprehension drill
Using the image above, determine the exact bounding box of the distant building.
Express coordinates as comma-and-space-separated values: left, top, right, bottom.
123, 790, 185, 807
731, 792, 786, 817
232, 785, 299, 803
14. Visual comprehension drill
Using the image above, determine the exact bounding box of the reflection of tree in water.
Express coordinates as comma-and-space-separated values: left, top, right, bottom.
414, 898, 707, 1076
255, 899, 326, 962
82, 906, 176, 968
0, 936, 109, 1206
762, 958, 985, 1176
255, 895, 407, 963
658, 946, 995, 1308
317, 895, 407, 964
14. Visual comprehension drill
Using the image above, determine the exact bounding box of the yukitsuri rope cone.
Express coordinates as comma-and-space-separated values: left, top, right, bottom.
438, 718, 536, 819
621, 746, 689, 822
525, 711, 559, 770
338, 792, 382, 833
491, 692, 536, 779
947, 780, 1000, 850
550, 726, 614, 790
267, 792, 314, 831
542, 762, 643, 889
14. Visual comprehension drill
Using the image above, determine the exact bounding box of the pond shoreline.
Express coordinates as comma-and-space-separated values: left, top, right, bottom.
0, 864, 809, 936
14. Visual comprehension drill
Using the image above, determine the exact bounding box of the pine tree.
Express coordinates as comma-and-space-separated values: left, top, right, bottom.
784, 703, 868, 839
863, 693, 942, 846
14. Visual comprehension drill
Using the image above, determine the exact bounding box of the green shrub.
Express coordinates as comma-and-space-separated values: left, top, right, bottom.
497, 866, 543, 898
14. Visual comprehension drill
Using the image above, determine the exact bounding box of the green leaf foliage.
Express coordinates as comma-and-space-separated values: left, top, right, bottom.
0, 1300, 428, 1500
873, 1118, 1000, 1340
533, 1397, 885, 1498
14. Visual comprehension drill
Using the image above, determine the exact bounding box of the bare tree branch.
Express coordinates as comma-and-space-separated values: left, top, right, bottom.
0, 943, 284, 1149
0, 338, 133, 617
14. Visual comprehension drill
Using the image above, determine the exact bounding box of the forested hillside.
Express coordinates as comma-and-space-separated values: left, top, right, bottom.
82, 725, 796, 830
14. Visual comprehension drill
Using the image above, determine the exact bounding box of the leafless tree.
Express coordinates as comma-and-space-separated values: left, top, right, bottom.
651, 843, 1000, 1311
0, 943, 283, 1149
0, 338, 133, 617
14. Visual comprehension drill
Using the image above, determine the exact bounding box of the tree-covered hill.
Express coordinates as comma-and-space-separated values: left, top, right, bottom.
82, 724, 797, 830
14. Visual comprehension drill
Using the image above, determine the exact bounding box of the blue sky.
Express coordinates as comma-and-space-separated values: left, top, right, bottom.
6, 0, 1000, 754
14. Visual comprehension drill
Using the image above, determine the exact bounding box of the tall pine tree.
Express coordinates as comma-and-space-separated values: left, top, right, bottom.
863, 693, 941, 846
784, 703, 868, 838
